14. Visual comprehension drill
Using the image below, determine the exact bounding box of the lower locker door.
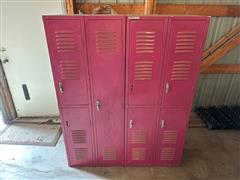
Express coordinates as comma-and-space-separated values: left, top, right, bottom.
127, 107, 155, 165
61, 107, 93, 166
156, 108, 189, 165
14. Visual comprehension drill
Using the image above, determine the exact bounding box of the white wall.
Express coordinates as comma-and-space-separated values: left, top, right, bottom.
0, 1, 64, 117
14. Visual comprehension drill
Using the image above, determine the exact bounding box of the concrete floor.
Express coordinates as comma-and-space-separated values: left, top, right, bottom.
0, 128, 239, 180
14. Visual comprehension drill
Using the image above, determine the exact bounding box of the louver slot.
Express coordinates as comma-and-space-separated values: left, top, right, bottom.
103, 149, 116, 161
75, 148, 88, 161
71, 130, 87, 143
160, 148, 175, 161
171, 60, 192, 80
131, 130, 146, 144
59, 60, 80, 80
135, 61, 153, 80
132, 148, 146, 160
175, 31, 196, 53
96, 31, 117, 53
136, 31, 156, 53
55, 31, 76, 52
162, 130, 178, 144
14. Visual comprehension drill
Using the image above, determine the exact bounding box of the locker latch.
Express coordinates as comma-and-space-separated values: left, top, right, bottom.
160, 120, 165, 128
165, 82, 170, 94
58, 81, 64, 94
96, 100, 101, 111
129, 119, 133, 128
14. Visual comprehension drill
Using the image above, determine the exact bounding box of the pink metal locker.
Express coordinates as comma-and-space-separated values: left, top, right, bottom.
43, 15, 210, 167
61, 107, 94, 166
85, 16, 126, 165
161, 16, 210, 106
43, 16, 94, 166
126, 107, 156, 165
155, 108, 189, 166
126, 16, 168, 165
126, 16, 168, 105
43, 17, 89, 107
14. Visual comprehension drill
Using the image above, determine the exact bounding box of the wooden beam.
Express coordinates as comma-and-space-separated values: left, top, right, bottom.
156, 4, 240, 17
202, 24, 240, 60
65, 0, 74, 14
200, 35, 240, 72
144, 0, 156, 14
201, 64, 240, 74
77, 3, 240, 16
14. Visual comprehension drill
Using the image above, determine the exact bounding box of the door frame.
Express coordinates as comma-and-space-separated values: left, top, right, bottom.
0, 60, 17, 124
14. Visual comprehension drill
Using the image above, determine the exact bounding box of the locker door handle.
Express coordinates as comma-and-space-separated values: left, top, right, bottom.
160, 120, 165, 128
96, 100, 101, 111
58, 81, 64, 94
165, 82, 170, 94
129, 119, 133, 128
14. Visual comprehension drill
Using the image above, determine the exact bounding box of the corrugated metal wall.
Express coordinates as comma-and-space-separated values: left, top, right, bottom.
77, 0, 240, 107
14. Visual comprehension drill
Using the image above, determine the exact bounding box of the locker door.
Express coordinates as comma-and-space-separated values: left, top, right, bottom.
126, 107, 155, 165
127, 17, 168, 105
43, 17, 89, 106
156, 108, 189, 165
85, 16, 125, 165
162, 17, 210, 106
61, 107, 93, 166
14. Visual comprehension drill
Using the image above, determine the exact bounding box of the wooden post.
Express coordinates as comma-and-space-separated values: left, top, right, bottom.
144, 0, 156, 14
66, 0, 74, 14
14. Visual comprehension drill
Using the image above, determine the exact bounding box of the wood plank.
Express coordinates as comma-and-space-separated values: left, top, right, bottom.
77, 3, 240, 16
156, 4, 240, 17
0, 61, 17, 123
202, 24, 240, 60
201, 64, 240, 74
200, 35, 240, 72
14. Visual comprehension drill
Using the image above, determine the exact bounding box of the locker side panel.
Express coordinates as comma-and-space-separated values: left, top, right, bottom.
85, 16, 126, 165
162, 17, 210, 106
43, 17, 89, 107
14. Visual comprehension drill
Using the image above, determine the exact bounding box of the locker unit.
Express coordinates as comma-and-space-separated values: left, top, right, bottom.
43, 15, 210, 166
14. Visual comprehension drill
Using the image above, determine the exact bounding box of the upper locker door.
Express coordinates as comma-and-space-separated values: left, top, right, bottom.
85, 16, 125, 165
162, 17, 210, 106
127, 16, 168, 105
43, 17, 89, 106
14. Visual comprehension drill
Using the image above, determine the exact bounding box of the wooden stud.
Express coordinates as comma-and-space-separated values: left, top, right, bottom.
77, 3, 240, 16
144, 0, 156, 14
65, 0, 74, 14
201, 64, 240, 74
